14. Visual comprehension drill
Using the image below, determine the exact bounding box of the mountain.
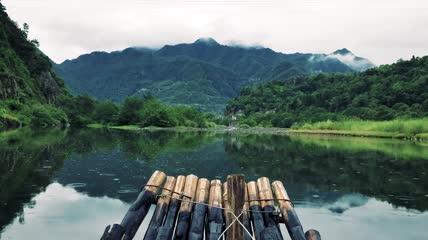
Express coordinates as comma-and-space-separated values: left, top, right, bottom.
226, 56, 428, 127
0, 3, 69, 128
54, 38, 375, 112
325, 48, 375, 72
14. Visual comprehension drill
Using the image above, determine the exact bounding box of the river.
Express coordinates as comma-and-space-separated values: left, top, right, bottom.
0, 128, 427, 239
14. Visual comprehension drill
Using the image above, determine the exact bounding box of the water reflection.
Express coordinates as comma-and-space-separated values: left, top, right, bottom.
1, 183, 151, 240
0, 128, 427, 239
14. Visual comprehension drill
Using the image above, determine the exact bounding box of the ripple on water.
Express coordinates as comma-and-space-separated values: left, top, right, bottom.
118, 185, 138, 194
117, 189, 138, 194
394, 195, 416, 201
99, 173, 115, 176
66, 183, 87, 188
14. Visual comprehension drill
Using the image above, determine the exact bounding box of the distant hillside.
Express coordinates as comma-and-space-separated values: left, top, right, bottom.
0, 3, 69, 128
226, 56, 428, 127
55, 38, 374, 112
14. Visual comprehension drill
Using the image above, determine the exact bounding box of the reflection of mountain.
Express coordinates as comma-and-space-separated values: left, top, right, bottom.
0, 128, 224, 232
327, 194, 369, 214
1, 183, 141, 240
1, 128, 427, 235
223, 133, 428, 210
51, 129, 227, 202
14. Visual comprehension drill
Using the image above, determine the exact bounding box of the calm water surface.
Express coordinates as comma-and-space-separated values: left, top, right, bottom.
0, 128, 427, 240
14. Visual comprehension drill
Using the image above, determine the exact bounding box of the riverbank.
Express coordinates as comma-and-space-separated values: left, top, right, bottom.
87, 123, 288, 134
91, 117, 428, 141
290, 119, 428, 141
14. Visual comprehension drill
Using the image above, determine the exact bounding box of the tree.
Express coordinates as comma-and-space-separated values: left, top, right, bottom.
139, 99, 177, 127
30, 39, 40, 48
22, 23, 29, 39
76, 95, 96, 116
117, 96, 144, 125
94, 101, 118, 124
0, 3, 6, 12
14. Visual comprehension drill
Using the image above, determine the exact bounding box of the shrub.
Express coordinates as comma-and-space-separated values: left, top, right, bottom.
239, 123, 250, 129
139, 99, 178, 127
30, 104, 68, 127
94, 101, 118, 124
117, 96, 144, 125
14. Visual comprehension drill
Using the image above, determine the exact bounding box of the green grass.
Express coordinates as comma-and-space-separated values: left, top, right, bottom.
291, 118, 428, 140
87, 124, 141, 130
290, 134, 428, 160
108, 125, 141, 130
86, 123, 105, 129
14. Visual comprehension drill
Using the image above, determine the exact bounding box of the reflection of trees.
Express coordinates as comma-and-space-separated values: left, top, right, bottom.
64, 128, 119, 154
0, 128, 221, 232
51, 129, 223, 203
117, 130, 221, 160
1, 127, 427, 234
223, 133, 428, 211
0, 129, 67, 233
60, 128, 221, 160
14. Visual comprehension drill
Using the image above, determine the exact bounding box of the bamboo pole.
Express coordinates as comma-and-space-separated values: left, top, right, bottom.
144, 176, 176, 240
305, 229, 321, 240
101, 170, 166, 240
207, 180, 224, 240
223, 182, 230, 239
247, 181, 265, 239
188, 178, 210, 240
243, 184, 253, 240
272, 181, 306, 240
257, 177, 283, 240
225, 174, 246, 240
174, 174, 199, 240
155, 175, 186, 240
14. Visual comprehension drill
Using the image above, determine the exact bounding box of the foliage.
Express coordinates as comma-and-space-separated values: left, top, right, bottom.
54, 38, 372, 113
0, 100, 69, 129
227, 56, 428, 127
0, 3, 68, 129
117, 96, 144, 125
30, 104, 68, 127
293, 118, 428, 139
56, 95, 95, 126
139, 99, 177, 127
57, 94, 216, 128
93, 100, 118, 124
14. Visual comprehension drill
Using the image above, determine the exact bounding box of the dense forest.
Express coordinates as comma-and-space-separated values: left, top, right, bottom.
64, 95, 217, 128
2, 2, 427, 132
0, 3, 214, 130
226, 56, 428, 128
54, 38, 374, 113
0, 3, 68, 128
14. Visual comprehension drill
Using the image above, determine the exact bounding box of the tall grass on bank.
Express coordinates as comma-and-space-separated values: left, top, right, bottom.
291, 118, 428, 139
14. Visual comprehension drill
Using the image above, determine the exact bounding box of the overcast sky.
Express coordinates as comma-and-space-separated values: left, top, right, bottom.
2, 0, 428, 65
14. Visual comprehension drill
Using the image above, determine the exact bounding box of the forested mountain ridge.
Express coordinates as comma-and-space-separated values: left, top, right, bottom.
0, 3, 69, 128
0, 4, 65, 103
55, 48, 247, 112
226, 56, 428, 127
0, 4, 220, 129
54, 37, 374, 112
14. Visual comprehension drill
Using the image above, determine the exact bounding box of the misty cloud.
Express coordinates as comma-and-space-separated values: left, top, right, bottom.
327, 53, 374, 71
3, 0, 428, 64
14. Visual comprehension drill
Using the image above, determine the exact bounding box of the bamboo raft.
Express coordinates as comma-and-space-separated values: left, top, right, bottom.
100, 171, 321, 240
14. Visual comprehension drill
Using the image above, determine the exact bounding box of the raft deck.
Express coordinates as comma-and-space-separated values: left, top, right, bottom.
100, 170, 321, 240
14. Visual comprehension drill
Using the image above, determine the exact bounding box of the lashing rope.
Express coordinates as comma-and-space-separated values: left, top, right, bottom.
153, 190, 289, 238
215, 210, 256, 240
142, 184, 295, 213
142, 184, 192, 199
